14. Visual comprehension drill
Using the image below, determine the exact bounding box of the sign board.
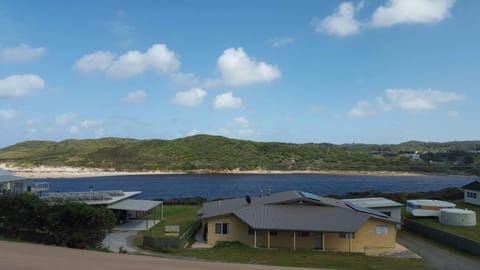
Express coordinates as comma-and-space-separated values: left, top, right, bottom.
165, 225, 180, 236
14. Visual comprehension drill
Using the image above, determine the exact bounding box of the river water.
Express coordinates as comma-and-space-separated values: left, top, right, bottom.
33, 174, 475, 200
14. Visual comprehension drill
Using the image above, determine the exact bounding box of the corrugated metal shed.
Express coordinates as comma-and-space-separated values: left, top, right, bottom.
107, 199, 161, 211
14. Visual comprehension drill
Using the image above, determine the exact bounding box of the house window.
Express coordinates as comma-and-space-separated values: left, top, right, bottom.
339, 232, 355, 239
215, 223, 229, 235
467, 192, 477, 199
376, 225, 388, 235
299, 232, 310, 237
248, 227, 254, 235
270, 230, 278, 236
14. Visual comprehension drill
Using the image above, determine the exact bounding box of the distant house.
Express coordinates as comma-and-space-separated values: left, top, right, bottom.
197, 191, 399, 253
342, 197, 402, 222
0, 168, 49, 195
44, 190, 163, 224
462, 181, 480, 206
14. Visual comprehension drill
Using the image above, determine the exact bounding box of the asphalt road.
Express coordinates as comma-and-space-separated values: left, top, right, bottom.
397, 231, 480, 270
0, 241, 321, 270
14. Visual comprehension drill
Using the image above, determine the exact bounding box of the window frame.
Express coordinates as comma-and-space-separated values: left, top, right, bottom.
214, 223, 229, 235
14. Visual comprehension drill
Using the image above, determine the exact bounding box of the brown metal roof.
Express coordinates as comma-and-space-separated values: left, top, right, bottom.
235, 204, 369, 232
197, 190, 303, 219
198, 190, 399, 232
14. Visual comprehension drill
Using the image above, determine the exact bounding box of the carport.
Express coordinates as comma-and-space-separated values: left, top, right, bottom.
107, 199, 163, 228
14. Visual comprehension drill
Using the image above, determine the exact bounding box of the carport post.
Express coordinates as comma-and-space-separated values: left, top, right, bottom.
267, 230, 270, 249
161, 202, 164, 220
146, 218, 148, 230
293, 231, 296, 250
254, 230, 257, 248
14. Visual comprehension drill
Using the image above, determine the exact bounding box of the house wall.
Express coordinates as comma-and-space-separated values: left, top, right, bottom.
205, 216, 396, 252
325, 219, 396, 252
373, 207, 402, 222
206, 215, 253, 246
464, 190, 480, 206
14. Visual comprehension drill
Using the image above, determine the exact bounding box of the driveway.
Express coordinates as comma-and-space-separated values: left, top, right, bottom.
397, 231, 480, 270
102, 231, 140, 253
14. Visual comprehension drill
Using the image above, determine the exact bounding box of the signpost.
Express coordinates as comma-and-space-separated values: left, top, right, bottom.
165, 225, 180, 236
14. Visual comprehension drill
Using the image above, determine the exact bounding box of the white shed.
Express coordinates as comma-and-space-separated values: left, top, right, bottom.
462, 181, 480, 206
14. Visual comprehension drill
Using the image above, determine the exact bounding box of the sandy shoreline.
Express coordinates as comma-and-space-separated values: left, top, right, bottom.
0, 162, 438, 179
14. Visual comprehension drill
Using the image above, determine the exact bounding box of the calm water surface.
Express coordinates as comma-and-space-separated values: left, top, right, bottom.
33, 174, 475, 200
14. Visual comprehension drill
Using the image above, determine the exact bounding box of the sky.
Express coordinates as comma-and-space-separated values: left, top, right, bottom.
0, 0, 479, 147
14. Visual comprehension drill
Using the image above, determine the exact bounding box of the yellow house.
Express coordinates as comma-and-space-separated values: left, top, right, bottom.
197, 191, 399, 253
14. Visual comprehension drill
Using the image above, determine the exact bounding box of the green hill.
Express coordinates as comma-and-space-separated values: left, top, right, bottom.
0, 135, 479, 175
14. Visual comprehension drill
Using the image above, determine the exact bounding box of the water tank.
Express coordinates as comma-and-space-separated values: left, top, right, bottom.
439, 208, 476, 226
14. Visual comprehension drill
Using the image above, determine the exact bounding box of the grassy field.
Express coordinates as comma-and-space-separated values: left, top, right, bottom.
135, 205, 201, 246
168, 241, 433, 270
405, 200, 480, 241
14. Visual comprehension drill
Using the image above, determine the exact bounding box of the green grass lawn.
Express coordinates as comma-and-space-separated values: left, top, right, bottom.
405, 200, 480, 241
135, 205, 201, 246
168, 241, 433, 270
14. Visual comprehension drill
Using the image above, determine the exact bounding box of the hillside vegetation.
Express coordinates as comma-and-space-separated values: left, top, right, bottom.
0, 135, 479, 175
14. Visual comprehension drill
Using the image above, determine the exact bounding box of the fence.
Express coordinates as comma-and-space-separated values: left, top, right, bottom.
403, 218, 480, 256
144, 220, 202, 249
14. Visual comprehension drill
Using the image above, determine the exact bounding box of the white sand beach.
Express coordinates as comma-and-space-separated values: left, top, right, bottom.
0, 162, 426, 179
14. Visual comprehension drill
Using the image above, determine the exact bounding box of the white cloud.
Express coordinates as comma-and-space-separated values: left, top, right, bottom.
217, 47, 281, 87
385, 89, 463, 110
74, 44, 180, 79
372, 0, 455, 28
0, 44, 46, 62
0, 74, 45, 98
74, 51, 115, 73
0, 109, 16, 120
172, 88, 207, 107
348, 101, 376, 118
80, 120, 103, 129
121, 90, 146, 104
55, 112, 76, 126
269, 37, 295, 48
314, 2, 360, 37
348, 88, 463, 118
213, 92, 243, 110
448, 111, 460, 118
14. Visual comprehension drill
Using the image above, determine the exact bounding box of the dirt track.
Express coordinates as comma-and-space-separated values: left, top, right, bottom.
0, 241, 319, 270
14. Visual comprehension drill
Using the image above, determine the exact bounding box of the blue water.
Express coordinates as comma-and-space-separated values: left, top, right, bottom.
32, 174, 476, 200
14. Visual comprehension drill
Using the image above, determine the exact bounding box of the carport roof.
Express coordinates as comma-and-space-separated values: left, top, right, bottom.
107, 199, 161, 211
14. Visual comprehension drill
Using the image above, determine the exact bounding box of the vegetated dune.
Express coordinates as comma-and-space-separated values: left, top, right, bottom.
0, 135, 478, 176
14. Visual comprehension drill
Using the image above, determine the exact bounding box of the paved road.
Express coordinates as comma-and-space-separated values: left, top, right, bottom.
397, 231, 480, 270
0, 241, 323, 270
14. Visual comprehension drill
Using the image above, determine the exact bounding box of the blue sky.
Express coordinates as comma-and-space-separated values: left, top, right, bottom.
0, 0, 478, 147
